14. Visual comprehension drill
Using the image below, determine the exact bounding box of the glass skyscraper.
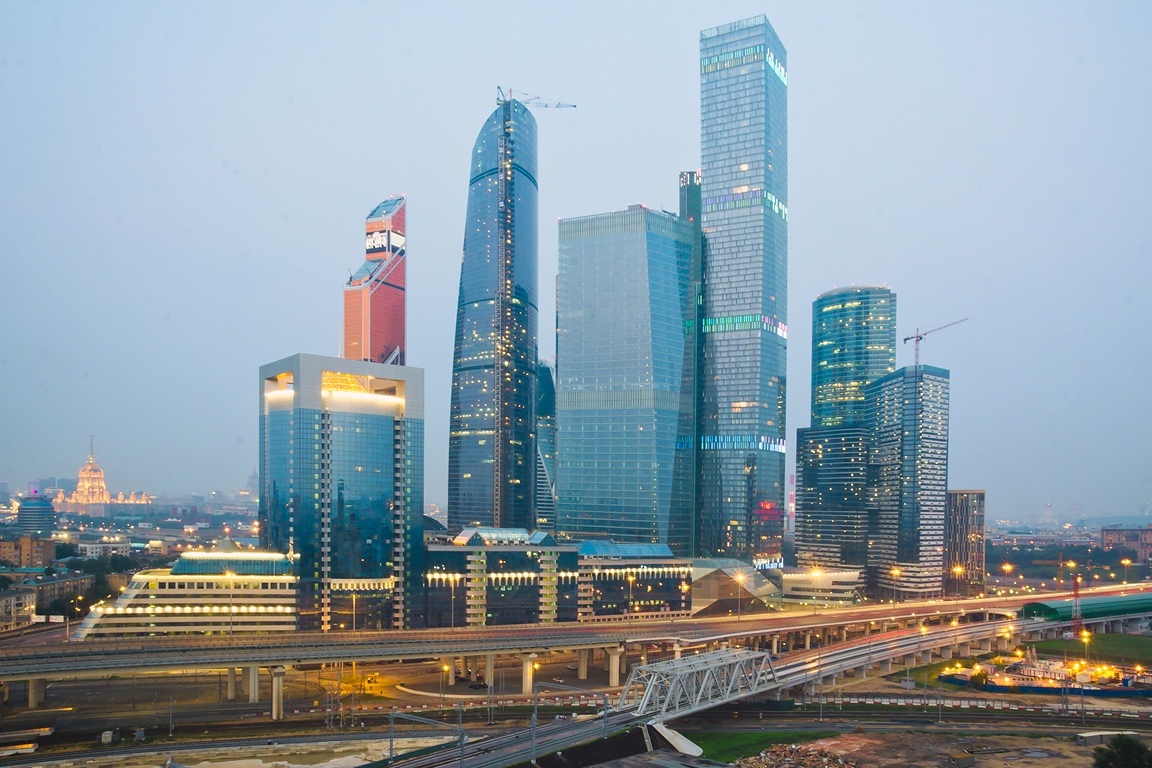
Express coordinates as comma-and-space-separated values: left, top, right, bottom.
946, 489, 986, 596
259, 354, 425, 630
555, 205, 694, 553
344, 196, 407, 365
448, 99, 538, 531
810, 287, 897, 428
866, 365, 950, 600
698, 16, 789, 560
795, 286, 897, 568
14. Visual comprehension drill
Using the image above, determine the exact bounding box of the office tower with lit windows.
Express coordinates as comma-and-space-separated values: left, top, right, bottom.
866, 365, 950, 600
697, 16, 789, 560
344, 196, 407, 365
259, 353, 424, 630
795, 286, 897, 569
946, 490, 986, 596
555, 204, 694, 553
535, 362, 558, 531
448, 98, 538, 532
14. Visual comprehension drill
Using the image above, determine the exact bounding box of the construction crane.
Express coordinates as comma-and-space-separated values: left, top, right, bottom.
903, 317, 968, 366
496, 87, 576, 109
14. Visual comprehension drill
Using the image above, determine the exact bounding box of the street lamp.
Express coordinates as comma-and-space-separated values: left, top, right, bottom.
1122, 558, 1132, 584
890, 567, 902, 603
440, 664, 450, 705
1081, 629, 1091, 662
627, 573, 636, 616
734, 573, 745, 620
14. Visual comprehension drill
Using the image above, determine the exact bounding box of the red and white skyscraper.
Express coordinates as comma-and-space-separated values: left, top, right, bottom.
344, 196, 407, 365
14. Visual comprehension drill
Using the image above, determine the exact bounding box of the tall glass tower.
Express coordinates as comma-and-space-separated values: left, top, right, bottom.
259, 353, 425, 630
698, 16, 788, 559
448, 98, 538, 531
343, 196, 407, 365
795, 286, 896, 568
866, 365, 950, 600
810, 286, 897, 428
535, 361, 558, 531
555, 205, 694, 551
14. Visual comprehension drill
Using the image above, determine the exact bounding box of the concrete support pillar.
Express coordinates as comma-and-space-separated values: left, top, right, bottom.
603, 648, 611, 672
880, 660, 893, 672
578, 649, 589, 680
227, 667, 237, 701
27, 678, 45, 709
856, 666, 867, 678
520, 653, 537, 695
486, 654, 496, 685
941, 647, 953, 659
469, 658, 478, 682
958, 643, 971, 658
995, 637, 1008, 652
441, 657, 456, 687
270, 666, 286, 721
903, 654, 915, 666
865, 623, 872, 636
608, 647, 624, 687
805, 633, 812, 650
673, 643, 682, 660
821, 674, 836, 686
771, 636, 780, 654
247, 665, 260, 703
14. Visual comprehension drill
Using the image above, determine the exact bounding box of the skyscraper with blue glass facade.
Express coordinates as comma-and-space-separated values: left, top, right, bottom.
698, 16, 789, 559
448, 98, 538, 532
555, 205, 694, 553
796, 286, 897, 568
259, 354, 424, 630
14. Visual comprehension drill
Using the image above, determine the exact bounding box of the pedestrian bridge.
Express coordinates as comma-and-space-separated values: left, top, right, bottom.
617, 617, 1038, 721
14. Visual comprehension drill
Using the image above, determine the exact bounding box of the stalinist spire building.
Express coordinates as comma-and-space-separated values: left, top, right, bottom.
55, 440, 151, 514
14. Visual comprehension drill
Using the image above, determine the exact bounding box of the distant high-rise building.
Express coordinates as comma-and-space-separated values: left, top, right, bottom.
344, 196, 407, 365
796, 286, 897, 569
946, 490, 986, 596
698, 15, 789, 560
448, 98, 538, 531
535, 362, 558, 531
867, 365, 950, 600
259, 353, 424, 630
0, 480, 9, 506
16, 492, 56, 537
555, 204, 694, 552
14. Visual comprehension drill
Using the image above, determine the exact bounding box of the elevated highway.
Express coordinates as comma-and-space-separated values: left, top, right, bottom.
0, 584, 1142, 716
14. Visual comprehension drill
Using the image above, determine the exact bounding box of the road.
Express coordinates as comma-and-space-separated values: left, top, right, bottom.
0, 584, 1139, 681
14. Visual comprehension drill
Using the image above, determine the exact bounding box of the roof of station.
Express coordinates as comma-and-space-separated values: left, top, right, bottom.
1020, 593, 1152, 621
577, 541, 678, 559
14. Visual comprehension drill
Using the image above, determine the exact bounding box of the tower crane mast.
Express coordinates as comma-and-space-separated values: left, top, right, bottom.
903, 317, 969, 366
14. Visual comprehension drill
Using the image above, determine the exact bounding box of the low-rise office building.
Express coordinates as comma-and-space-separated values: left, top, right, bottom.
0, 535, 56, 567
0, 586, 36, 632
765, 567, 862, 606
577, 541, 692, 620
21, 570, 93, 611
74, 541, 296, 639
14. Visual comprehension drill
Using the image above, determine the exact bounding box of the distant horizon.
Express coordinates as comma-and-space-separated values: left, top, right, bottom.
3, 3, 1150, 523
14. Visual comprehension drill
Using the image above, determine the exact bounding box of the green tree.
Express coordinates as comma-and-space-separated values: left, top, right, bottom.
1093, 734, 1152, 768
0, 575, 13, 589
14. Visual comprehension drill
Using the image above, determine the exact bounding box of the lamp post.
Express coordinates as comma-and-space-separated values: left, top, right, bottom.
890, 567, 902, 603
1122, 558, 1132, 584
951, 566, 964, 598
734, 573, 745, 620
1081, 629, 1091, 662
627, 574, 636, 616
440, 664, 449, 706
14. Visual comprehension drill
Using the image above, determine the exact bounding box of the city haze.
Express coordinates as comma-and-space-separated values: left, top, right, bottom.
1, 1, 1150, 522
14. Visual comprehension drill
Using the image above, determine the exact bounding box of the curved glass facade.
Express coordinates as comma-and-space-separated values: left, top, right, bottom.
811, 286, 896, 428
448, 100, 539, 531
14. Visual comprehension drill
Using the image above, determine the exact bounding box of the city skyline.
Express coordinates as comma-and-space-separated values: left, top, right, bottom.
3, 3, 1151, 523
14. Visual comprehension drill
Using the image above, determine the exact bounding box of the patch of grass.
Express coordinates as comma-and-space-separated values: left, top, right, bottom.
683, 730, 840, 763
882, 658, 982, 687
1031, 634, 1152, 664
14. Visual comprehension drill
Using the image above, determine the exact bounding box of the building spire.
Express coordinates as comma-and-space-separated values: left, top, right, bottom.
89, 435, 94, 457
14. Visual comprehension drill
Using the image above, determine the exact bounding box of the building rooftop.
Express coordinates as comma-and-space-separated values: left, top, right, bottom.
367, 196, 404, 221
578, 541, 677, 559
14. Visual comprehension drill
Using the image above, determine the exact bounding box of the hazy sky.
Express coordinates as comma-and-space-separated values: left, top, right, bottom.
2, 2, 1150, 522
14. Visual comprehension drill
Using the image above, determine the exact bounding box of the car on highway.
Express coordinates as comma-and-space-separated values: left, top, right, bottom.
552, 677, 565, 683
565, 664, 578, 670
469, 683, 487, 689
